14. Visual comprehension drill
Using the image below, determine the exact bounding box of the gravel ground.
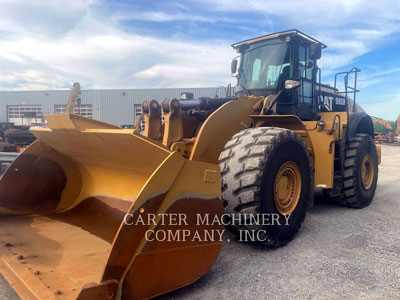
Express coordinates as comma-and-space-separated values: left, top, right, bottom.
1, 145, 399, 299
0, 274, 19, 300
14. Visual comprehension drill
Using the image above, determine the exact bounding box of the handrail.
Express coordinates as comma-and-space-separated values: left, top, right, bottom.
334, 67, 360, 113
328, 114, 341, 140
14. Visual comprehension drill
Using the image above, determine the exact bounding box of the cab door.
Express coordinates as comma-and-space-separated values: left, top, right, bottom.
297, 44, 314, 120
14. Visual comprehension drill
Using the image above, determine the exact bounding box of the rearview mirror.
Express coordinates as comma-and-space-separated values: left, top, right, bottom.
309, 43, 322, 60
231, 59, 238, 74
285, 79, 300, 90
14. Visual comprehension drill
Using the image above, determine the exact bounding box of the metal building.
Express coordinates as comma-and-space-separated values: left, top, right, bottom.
0, 87, 223, 126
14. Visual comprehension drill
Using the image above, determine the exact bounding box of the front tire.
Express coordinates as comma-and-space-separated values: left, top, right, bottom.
219, 127, 312, 247
333, 133, 378, 208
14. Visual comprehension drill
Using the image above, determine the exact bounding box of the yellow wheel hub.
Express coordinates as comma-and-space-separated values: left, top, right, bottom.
274, 161, 302, 215
361, 154, 374, 190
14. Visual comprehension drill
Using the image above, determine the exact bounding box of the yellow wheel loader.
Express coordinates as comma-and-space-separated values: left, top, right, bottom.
372, 115, 400, 144
372, 116, 393, 143
0, 30, 380, 299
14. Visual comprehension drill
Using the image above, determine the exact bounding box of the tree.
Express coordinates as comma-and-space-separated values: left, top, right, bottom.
373, 123, 389, 134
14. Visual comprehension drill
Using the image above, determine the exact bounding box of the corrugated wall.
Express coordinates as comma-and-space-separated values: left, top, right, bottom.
0, 87, 221, 126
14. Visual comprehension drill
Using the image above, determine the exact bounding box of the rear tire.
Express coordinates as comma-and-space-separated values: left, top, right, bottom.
333, 133, 378, 208
219, 127, 312, 247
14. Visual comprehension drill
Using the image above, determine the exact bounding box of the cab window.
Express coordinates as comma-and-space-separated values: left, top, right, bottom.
298, 44, 313, 104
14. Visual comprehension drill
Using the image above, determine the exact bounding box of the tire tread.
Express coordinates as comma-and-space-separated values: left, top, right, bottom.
219, 127, 312, 247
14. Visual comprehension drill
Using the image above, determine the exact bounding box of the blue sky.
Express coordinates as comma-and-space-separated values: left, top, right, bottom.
0, 0, 400, 120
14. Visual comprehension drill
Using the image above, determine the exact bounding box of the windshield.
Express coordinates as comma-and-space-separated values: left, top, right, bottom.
238, 41, 290, 92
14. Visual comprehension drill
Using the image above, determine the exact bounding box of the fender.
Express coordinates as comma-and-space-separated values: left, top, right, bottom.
348, 112, 374, 138
190, 96, 263, 164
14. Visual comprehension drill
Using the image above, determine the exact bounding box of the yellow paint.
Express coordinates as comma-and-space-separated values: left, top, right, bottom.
252, 111, 349, 189
0, 94, 381, 300
190, 96, 262, 164
112, 154, 221, 299
274, 161, 301, 215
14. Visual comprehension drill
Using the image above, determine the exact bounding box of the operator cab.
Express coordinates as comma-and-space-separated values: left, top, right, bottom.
231, 30, 326, 121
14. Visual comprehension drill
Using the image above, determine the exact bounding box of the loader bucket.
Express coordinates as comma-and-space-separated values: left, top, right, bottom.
0, 114, 224, 300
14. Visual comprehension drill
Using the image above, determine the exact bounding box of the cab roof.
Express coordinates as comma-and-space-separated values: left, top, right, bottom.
232, 29, 327, 49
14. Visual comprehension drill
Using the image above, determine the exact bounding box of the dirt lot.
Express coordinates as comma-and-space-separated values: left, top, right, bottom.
1, 145, 399, 299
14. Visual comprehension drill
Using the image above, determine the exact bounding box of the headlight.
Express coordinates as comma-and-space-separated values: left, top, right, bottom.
285, 79, 300, 90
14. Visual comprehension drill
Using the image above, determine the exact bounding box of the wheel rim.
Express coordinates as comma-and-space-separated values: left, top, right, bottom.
274, 161, 302, 215
361, 154, 374, 190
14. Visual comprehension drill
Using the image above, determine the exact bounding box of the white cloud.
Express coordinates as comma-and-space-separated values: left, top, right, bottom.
199, 0, 400, 72
0, 0, 400, 95
0, 32, 234, 90
363, 91, 400, 121
0, 0, 93, 38
0, 1, 234, 90
112, 11, 222, 23
200, 0, 400, 26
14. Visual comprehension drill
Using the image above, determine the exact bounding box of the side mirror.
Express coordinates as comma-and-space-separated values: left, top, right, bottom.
285, 79, 300, 90
309, 43, 322, 60
231, 59, 238, 74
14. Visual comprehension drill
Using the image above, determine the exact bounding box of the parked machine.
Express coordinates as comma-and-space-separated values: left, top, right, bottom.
0, 122, 17, 152
0, 122, 14, 141
0, 30, 380, 299
372, 115, 400, 144
392, 115, 400, 143
5, 127, 37, 146
0, 121, 36, 147
372, 116, 393, 143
